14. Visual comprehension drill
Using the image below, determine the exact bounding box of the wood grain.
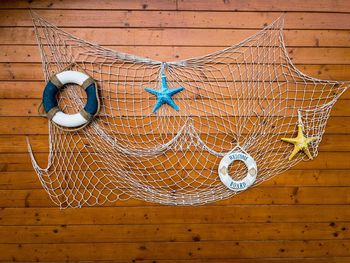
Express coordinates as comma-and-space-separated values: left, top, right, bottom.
2, 46, 350, 63
0, 0, 350, 262
0, 0, 349, 12
2, 10, 350, 29
2, 63, 350, 81
1, 27, 350, 47
1, 240, 350, 261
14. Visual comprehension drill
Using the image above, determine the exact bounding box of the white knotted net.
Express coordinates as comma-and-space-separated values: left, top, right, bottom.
28, 12, 348, 208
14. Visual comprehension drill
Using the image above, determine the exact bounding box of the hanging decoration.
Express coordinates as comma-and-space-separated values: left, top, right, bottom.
281, 111, 319, 160
28, 12, 349, 208
218, 146, 257, 191
145, 71, 185, 113
42, 70, 100, 129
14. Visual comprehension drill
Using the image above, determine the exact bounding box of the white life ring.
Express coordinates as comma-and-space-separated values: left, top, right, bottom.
218, 150, 257, 191
42, 70, 99, 129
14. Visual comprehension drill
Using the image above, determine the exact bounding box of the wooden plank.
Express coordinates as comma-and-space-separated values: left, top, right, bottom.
0, 205, 350, 225
0, 222, 349, 243
1, 152, 350, 172
177, 0, 350, 12
1, 170, 350, 190
3, 11, 350, 29
1, 28, 349, 47
0, 171, 40, 190
0, 132, 314, 154
1, 134, 350, 153
1, 63, 349, 81
2, 116, 350, 136
114, 259, 350, 263
0, 64, 345, 84
0, 0, 349, 12
0, 81, 45, 99
0, 0, 177, 10
2, 46, 350, 64
0, 117, 48, 135
0, 259, 342, 263
0, 240, 350, 261
0, 187, 349, 207
0, 259, 343, 263
1, 98, 349, 117
1, 81, 349, 100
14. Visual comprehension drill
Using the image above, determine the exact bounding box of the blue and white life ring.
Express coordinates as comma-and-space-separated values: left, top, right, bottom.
42, 70, 99, 128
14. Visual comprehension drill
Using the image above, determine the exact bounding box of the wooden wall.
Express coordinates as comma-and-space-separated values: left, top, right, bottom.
1, 0, 350, 262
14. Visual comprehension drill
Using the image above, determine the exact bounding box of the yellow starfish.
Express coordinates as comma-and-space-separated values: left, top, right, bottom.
281, 123, 318, 161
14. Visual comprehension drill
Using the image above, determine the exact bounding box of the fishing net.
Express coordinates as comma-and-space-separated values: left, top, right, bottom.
28, 12, 348, 208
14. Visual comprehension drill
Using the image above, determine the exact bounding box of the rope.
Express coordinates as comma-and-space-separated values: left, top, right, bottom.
28, 11, 349, 208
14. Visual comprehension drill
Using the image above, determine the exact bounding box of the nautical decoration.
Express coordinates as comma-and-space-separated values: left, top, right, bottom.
28, 12, 349, 208
42, 70, 99, 129
218, 147, 257, 191
281, 112, 319, 160
145, 72, 184, 113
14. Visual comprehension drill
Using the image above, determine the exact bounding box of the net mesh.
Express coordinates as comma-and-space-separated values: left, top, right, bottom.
28, 12, 348, 208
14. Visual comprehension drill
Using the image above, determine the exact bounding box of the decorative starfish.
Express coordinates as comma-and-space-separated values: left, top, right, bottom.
281, 114, 319, 161
145, 73, 184, 113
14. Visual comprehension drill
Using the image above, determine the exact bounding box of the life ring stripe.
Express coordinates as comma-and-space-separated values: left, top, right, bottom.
84, 83, 99, 116
42, 80, 59, 113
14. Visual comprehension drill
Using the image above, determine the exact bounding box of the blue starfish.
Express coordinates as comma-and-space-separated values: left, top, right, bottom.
145, 73, 184, 113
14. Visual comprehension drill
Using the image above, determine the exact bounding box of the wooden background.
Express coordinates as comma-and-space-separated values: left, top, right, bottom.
1, 0, 350, 262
